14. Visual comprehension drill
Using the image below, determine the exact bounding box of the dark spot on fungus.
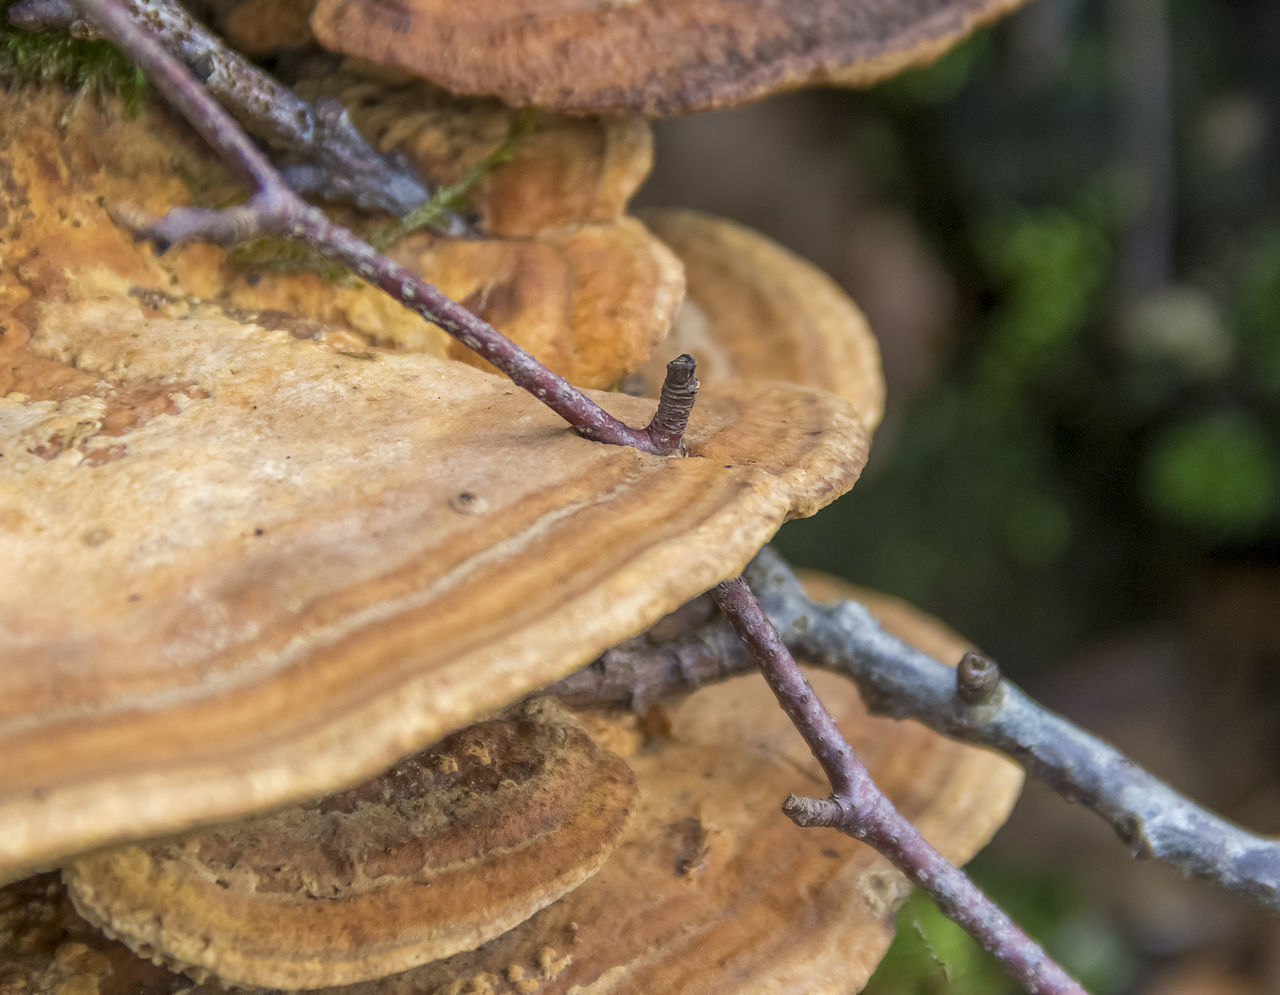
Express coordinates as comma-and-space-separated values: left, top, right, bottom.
449, 491, 488, 515
81, 527, 112, 547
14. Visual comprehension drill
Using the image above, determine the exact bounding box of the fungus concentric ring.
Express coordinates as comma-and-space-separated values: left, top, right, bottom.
0, 574, 1025, 993
63, 698, 637, 990
0, 88, 874, 881
635, 208, 885, 433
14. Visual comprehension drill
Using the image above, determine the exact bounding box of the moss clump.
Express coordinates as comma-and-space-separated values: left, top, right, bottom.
1, 1, 147, 113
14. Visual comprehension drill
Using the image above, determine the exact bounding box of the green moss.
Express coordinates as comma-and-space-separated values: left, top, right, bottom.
1236, 226, 1280, 399
1, 1, 146, 113
225, 237, 357, 286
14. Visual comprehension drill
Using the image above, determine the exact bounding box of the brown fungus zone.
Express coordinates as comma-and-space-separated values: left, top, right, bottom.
0, 81, 677, 392
0, 83, 876, 882
299, 67, 657, 237
215, 215, 684, 389
63, 699, 638, 991
304, 578, 1024, 994
0, 286, 868, 884
216, 68, 681, 387
309, 0, 1031, 115
0, 577, 1022, 994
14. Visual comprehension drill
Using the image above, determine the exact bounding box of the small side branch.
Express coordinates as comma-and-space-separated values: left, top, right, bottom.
10, 0, 444, 221
69, 0, 694, 456
548, 593, 749, 711
710, 577, 1085, 995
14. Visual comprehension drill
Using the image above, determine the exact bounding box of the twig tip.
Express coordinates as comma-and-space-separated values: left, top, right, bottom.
956, 650, 1002, 705
782, 793, 841, 829
644, 352, 700, 456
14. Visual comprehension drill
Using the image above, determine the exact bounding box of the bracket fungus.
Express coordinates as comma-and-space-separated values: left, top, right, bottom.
220, 71, 679, 386
0, 83, 873, 883
0, 82, 678, 392
0, 285, 867, 882
0, 575, 1021, 993
215, 215, 684, 389
311, 69, 656, 237
307, 0, 1031, 115
63, 698, 637, 989
0, 2, 1035, 986
205, 0, 315, 55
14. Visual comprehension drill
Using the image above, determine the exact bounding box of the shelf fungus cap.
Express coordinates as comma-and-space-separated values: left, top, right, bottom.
119, 573, 1017, 994
0, 267, 867, 885
204, 0, 315, 54
310, 0, 1030, 115
1, 83, 675, 392
635, 209, 885, 434
164, 78, 673, 389
0, 589, 1020, 993
0, 83, 866, 881
63, 698, 637, 990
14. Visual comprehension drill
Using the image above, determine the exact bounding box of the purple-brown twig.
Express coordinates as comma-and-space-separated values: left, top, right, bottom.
710, 576, 1087, 995
68, 0, 697, 456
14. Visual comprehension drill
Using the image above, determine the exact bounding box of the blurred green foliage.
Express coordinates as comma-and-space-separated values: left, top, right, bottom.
777, 3, 1280, 988
778, 0, 1280, 663
1237, 226, 1280, 398
864, 868, 1135, 994
1143, 410, 1277, 538
973, 199, 1111, 401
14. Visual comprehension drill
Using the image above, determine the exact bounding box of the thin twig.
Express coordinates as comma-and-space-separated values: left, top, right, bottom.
710, 577, 1086, 995
10, 0, 450, 222
549, 547, 1280, 914
69, 0, 694, 455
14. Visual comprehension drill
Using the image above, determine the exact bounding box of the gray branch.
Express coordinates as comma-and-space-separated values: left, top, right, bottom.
8, 0, 452, 223
551, 546, 1280, 914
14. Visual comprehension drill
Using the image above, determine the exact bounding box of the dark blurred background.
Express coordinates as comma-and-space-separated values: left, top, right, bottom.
637, 1, 1280, 991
